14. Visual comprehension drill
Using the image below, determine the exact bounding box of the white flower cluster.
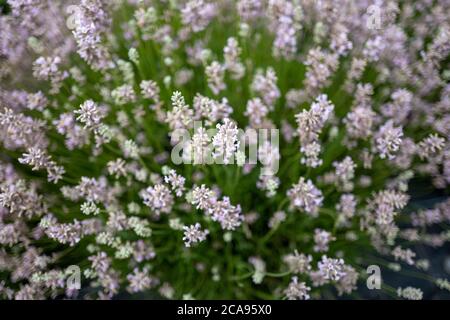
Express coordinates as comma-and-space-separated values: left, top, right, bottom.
0, 0, 448, 301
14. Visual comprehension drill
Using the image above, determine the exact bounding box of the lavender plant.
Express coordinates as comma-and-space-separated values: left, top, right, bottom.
0, 0, 449, 300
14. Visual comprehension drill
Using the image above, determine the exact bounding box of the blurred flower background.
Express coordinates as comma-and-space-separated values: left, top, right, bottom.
0, 0, 449, 300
